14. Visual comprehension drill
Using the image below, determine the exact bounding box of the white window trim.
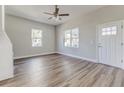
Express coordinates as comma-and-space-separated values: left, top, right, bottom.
64, 28, 79, 48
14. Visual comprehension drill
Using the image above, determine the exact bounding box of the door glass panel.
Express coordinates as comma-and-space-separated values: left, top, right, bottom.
102, 26, 117, 36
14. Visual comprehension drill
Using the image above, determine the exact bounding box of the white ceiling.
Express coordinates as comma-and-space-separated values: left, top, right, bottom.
5, 5, 106, 26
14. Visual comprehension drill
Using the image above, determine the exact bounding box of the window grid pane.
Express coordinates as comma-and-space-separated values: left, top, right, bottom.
64, 28, 79, 48
32, 29, 42, 47
102, 26, 117, 36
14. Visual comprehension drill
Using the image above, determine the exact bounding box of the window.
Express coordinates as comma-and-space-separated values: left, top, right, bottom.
102, 26, 117, 36
64, 28, 79, 48
71, 28, 79, 48
32, 29, 42, 47
64, 30, 71, 47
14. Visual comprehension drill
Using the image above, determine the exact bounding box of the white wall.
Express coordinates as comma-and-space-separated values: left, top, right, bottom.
5, 6, 124, 62
0, 6, 13, 81
56, 6, 124, 62
5, 15, 55, 59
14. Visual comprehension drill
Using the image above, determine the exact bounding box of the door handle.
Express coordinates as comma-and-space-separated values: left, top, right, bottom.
121, 42, 124, 46
98, 46, 102, 47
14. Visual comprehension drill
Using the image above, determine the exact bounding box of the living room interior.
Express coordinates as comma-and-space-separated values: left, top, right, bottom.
1, 5, 124, 87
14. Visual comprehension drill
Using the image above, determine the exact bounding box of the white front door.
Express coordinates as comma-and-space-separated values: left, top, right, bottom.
98, 21, 123, 68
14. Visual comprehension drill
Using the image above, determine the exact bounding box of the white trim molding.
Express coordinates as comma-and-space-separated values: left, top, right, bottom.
0, 73, 13, 81
57, 52, 97, 63
0, 6, 14, 81
14, 52, 56, 60
14, 51, 97, 64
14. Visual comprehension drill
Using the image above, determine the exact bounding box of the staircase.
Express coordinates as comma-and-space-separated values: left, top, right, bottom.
0, 6, 13, 81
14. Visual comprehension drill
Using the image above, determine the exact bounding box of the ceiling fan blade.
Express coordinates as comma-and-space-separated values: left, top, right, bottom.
59, 14, 69, 16
43, 12, 54, 15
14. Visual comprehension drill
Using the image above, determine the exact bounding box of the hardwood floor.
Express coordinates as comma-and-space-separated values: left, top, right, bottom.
0, 53, 124, 87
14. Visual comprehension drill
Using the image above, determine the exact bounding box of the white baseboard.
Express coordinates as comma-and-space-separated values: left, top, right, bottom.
14, 51, 97, 63
0, 73, 14, 81
56, 52, 97, 63
14, 52, 56, 60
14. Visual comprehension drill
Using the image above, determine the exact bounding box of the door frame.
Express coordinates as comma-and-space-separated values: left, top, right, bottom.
96, 20, 124, 69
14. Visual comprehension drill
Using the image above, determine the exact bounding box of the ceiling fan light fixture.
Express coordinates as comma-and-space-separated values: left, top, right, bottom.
52, 16, 61, 21
43, 5, 69, 21
56, 16, 61, 21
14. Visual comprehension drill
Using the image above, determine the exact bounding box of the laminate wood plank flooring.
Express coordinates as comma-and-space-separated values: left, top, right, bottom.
0, 53, 124, 87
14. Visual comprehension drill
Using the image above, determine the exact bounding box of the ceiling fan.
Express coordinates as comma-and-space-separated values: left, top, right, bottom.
43, 5, 69, 21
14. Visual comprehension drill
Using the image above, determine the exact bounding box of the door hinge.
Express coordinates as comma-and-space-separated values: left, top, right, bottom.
121, 42, 124, 46
121, 59, 123, 63
121, 25, 123, 29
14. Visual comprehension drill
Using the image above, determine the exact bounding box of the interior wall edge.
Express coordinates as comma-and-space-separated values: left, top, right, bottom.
13, 52, 56, 60
5, 14, 56, 58
56, 52, 97, 63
